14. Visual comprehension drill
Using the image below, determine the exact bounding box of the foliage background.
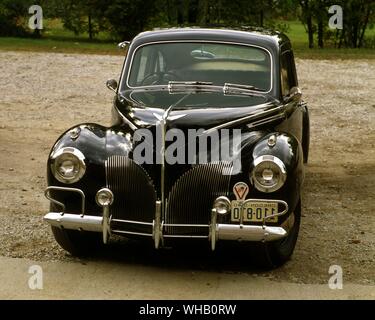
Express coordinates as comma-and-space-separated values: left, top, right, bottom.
0, 0, 374, 56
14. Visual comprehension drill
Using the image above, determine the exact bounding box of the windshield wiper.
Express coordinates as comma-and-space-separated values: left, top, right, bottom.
223, 83, 264, 94
223, 83, 278, 102
168, 81, 213, 93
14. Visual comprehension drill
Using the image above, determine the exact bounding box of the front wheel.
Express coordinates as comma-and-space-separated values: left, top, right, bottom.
51, 226, 103, 257
49, 203, 103, 256
253, 198, 301, 268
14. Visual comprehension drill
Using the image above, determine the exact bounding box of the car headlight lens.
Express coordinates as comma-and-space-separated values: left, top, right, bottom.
251, 155, 286, 193
50, 147, 86, 184
213, 196, 231, 215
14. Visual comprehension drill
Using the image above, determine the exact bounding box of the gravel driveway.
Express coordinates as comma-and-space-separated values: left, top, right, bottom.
0, 51, 374, 287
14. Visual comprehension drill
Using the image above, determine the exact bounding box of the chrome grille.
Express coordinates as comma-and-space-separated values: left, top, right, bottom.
165, 162, 232, 236
105, 156, 156, 233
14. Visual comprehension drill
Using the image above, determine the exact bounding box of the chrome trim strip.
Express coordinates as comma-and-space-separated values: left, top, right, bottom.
112, 230, 153, 237
163, 223, 209, 228
44, 186, 85, 216
246, 112, 285, 129
102, 205, 110, 244
153, 200, 162, 249
210, 209, 217, 251
163, 235, 209, 239
111, 219, 153, 226
123, 40, 274, 94
203, 104, 284, 134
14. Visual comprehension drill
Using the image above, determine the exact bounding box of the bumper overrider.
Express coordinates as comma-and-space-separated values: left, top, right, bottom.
44, 186, 289, 250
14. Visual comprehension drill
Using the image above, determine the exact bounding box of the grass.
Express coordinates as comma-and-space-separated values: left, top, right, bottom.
0, 18, 119, 55
284, 20, 375, 59
0, 37, 119, 55
0, 19, 374, 59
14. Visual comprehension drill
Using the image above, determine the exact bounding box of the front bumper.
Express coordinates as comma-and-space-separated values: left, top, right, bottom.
44, 186, 289, 250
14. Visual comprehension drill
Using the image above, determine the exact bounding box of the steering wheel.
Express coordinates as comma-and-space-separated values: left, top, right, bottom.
141, 71, 181, 86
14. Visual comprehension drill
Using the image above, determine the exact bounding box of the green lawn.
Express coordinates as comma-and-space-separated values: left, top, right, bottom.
0, 37, 119, 55
284, 20, 375, 59
0, 18, 119, 55
0, 19, 374, 59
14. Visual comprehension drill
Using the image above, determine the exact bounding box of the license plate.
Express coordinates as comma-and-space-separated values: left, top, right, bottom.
231, 200, 278, 222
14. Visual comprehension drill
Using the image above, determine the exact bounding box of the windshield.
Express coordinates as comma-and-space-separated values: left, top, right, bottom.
127, 42, 272, 92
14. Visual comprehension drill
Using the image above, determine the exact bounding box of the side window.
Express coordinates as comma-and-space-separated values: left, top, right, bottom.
280, 51, 297, 97
130, 48, 165, 85
134, 46, 151, 84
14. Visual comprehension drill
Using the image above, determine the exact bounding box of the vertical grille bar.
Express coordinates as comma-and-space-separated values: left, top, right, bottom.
165, 162, 232, 236
105, 156, 156, 233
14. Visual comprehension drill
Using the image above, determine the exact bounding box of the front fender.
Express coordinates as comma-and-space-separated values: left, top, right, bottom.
251, 132, 304, 214
47, 123, 133, 215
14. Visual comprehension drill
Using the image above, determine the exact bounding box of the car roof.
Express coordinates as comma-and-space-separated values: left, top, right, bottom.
130, 27, 290, 52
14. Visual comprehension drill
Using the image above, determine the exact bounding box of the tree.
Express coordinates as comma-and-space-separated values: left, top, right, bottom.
104, 0, 158, 40
298, 0, 315, 48
336, 0, 375, 48
59, 0, 107, 40
0, 0, 29, 36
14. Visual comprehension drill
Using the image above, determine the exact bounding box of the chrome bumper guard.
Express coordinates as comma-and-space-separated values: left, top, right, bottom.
44, 187, 289, 251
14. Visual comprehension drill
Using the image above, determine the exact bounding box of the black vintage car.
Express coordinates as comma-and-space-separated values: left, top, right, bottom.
44, 27, 310, 267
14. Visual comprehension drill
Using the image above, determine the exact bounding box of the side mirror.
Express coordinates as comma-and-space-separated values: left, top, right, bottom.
118, 41, 130, 50
106, 79, 118, 93
285, 86, 302, 103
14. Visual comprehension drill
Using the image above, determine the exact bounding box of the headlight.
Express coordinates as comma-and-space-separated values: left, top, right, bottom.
250, 155, 286, 193
213, 196, 231, 215
50, 147, 86, 184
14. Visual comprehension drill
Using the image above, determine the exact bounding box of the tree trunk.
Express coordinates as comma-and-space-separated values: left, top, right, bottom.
318, 19, 323, 48
260, 9, 264, 27
338, 29, 345, 48
200, 0, 209, 25
176, 0, 184, 24
358, 5, 371, 48
307, 14, 314, 48
88, 13, 93, 40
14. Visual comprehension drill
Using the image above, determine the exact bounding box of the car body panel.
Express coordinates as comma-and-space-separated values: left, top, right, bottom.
44, 27, 309, 250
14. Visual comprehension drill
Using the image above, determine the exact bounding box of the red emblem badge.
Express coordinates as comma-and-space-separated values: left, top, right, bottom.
233, 182, 249, 201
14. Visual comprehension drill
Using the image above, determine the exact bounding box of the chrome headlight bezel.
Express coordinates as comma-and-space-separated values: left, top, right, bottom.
50, 147, 86, 184
250, 155, 287, 193
96, 188, 114, 207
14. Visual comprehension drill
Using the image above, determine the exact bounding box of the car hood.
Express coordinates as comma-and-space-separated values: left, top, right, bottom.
117, 89, 281, 130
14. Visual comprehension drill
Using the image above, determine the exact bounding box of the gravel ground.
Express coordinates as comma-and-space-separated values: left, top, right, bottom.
0, 51, 374, 285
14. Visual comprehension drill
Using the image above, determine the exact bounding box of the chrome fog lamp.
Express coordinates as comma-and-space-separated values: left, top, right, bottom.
251, 155, 287, 193
96, 188, 114, 207
213, 196, 231, 215
50, 147, 86, 184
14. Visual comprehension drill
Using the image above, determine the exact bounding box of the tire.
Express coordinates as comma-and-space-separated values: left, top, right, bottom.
253, 198, 301, 269
302, 105, 310, 164
49, 203, 103, 256
51, 226, 103, 257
